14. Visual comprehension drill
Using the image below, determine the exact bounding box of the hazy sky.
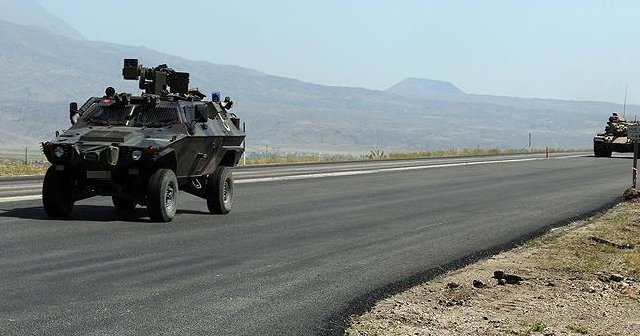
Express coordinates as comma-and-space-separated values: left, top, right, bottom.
38, 0, 640, 104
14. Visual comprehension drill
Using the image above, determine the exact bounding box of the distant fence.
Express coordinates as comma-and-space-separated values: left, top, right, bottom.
0, 146, 47, 164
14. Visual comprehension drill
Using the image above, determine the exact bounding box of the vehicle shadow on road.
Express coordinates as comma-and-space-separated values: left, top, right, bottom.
597, 156, 635, 160
0, 205, 151, 223
176, 209, 211, 215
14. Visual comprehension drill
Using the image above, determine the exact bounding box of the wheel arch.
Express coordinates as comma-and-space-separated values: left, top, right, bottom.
152, 149, 178, 173
219, 148, 244, 167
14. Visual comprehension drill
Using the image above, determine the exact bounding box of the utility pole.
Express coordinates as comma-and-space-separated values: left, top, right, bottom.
242, 122, 246, 166
24, 146, 28, 165
628, 125, 640, 189
528, 132, 532, 149
634, 142, 638, 189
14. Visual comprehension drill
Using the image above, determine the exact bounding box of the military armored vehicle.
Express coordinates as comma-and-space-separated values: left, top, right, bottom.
41, 59, 245, 222
593, 113, 639, 157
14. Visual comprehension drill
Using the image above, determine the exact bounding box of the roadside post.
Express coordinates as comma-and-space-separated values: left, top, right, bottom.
242, 122, 246, 166
627, 125, 640, 188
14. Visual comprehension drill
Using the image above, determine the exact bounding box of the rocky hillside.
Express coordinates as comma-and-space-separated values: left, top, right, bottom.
0, 5, 636, 153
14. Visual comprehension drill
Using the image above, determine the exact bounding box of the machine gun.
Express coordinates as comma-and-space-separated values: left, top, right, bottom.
122, 58, 190, 95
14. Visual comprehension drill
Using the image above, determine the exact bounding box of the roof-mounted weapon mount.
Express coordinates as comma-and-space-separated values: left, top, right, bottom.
122, 58, 190, 96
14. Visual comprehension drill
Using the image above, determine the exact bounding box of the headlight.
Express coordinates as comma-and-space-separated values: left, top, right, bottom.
131, 150, 143, 161
53, 146, 65, 158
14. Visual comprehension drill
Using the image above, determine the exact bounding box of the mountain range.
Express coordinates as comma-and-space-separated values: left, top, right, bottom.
0, 1, 636, 153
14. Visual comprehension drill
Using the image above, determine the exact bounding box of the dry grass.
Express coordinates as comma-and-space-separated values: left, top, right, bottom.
243, 147, 585, 166
346, 200, 640, 336
539, 205, 640, 278
243, 153, 360, 165
0, 163, 49, 176
387, 148, 582, 160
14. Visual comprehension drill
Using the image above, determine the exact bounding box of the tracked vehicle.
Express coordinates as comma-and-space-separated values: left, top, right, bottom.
41, 59, 245, 222
593, 114, 638, 157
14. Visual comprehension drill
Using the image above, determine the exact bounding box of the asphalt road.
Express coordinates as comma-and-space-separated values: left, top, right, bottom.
0, 153, 632, 335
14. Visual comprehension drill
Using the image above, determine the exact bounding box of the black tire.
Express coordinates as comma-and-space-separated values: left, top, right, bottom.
206, 167, 234, 214
146, 169, 178, 222
112, 196, 136, 211
593, 143, 602, 157
594, 143, 612, 157
42, 166, 74, 217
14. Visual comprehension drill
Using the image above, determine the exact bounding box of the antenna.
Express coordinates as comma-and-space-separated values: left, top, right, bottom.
623, 83, 628, 119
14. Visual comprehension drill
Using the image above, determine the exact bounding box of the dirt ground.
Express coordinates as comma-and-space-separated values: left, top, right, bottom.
346, 201, 640, 336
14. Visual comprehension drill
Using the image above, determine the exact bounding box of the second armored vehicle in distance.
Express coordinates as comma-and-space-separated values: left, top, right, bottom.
41, 59, 246, 222
593, 113, 639, 157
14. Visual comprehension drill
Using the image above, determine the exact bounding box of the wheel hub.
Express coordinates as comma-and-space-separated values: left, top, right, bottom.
223, 179, 232, 205
165, 185, 175, 211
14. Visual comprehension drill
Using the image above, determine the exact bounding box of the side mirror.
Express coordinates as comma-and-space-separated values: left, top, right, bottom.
222, 96, 233, 110
69, 102, 79, 125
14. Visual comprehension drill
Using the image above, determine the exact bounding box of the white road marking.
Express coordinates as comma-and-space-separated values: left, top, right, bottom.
0, 195, 42, 203
0, 183, 42, 190
236, 156, 561, 184
555, 154, 588, 160
0, 155, 579, 203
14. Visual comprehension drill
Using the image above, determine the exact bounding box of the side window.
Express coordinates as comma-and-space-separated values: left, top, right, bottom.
184, 105, 195, 122
196, 105, 215, 119
79, 98, 100, 114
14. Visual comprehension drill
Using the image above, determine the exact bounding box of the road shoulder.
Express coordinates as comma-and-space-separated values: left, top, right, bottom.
346, 200, 640, 335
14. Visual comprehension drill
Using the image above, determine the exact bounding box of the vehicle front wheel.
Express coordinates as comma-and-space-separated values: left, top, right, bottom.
146, 169, 178, 222
594, 143, 612, 157
42, 166, 74, 217
206, 167, 234, 214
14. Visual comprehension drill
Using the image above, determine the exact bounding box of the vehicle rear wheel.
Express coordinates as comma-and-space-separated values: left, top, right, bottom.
206, 167, 234, 214
42, 166, 74, 217
112, 196, 136, 211
146, 169, 178, 222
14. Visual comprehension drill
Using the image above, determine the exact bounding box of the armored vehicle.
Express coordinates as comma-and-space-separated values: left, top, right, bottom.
41, 59, 245, 222
593, 113, 638, 157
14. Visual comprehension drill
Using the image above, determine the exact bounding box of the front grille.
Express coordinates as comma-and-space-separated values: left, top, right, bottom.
79, 130, 133, 143
84, 152, 99, 162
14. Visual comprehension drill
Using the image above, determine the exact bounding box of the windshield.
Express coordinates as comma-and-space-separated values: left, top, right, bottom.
81, 104, 132, 126
130, 106, 180, 128
78, 104, 180, 128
